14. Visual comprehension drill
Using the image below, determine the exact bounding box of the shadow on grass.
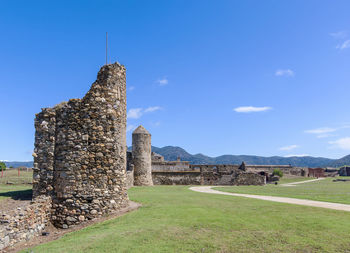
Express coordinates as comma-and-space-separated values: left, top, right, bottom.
0, 189, 32, 200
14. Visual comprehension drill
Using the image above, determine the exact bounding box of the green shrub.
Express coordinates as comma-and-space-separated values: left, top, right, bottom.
272, 168, 283, 178
0, 162, 6, 171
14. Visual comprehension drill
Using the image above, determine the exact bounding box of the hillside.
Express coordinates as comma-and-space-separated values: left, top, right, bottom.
3, 161, 34, 168
328, 155, 350, 168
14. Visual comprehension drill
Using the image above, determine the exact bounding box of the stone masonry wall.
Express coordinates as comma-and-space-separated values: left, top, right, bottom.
152, 161, 192, 172
246, 165, 306, 177
152, 171, 202, 185
0, 197, 51, 250
232, 172, 265, 186
33, 62, 129, 228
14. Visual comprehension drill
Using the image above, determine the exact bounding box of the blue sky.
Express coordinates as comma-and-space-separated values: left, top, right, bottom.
1, 0, 350, 161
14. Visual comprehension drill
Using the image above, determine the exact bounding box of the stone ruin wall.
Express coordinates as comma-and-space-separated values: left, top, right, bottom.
125, 151, 134, 188
152, 171, 202, 185
193, 164, 265, 185
32, 62, 129, 228
152, 160, 192, 172
148, 161, 265, 186
0, 197, 51, 250
246, 165, 307, 177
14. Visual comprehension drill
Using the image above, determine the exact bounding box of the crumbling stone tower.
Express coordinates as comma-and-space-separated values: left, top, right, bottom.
33, 62, 128, 228
132, 125, 153, 186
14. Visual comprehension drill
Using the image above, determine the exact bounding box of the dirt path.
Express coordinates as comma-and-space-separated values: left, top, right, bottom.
189, 186, 350, 212
280, 178, 325, 187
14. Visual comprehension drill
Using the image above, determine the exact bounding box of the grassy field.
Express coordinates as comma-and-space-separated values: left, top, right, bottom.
0, 184, 31, 201
0, 170, 32, 201
277, 177, 317, 184
21, 185, 350, 253
0, 169, 32, 185
215, 177, 350, 204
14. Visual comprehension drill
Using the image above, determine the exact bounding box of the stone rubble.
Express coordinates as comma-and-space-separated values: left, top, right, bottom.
0, 197, 51, 251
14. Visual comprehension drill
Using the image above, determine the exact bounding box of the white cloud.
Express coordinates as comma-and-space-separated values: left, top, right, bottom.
280, 145, 299, 151
127, 106, 162, 119
144, 106, 162, 113
275, 69, 294, 77
305, 127, 337, 135
126, 124, 136, 132
329, 137, 350, 150
128, 86, 135, 91
336, 40, 350, 50
234, 106, 272, 113
284, 154, 310, 157
127, 108, 143, 119
151, 121, 161, 127
330, 31, 347, 39
156, 78, 168, 86
316, 133, 336, 139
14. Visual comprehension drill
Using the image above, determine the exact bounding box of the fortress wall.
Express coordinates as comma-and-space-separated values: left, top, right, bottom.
246, 165, 306, 176
190, 164, 240, 173
150, 163, 264, 186
232, 172, 265, 185
152, 161, 192, 172
33, 63, 128, 228
152, 171, 201, 185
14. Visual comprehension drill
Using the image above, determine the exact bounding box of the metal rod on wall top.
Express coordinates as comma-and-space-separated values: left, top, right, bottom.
106, 32, 108, 65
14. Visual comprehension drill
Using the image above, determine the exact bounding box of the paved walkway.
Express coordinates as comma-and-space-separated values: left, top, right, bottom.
280, 178, 325, 187
189, 184, 350, 212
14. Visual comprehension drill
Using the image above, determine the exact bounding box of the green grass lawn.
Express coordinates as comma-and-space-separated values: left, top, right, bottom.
22, 185, 350, 253
0, 184, 32, 201
0, 170, 32, 201
277, 177, 316, 184
215, 177, 350, 205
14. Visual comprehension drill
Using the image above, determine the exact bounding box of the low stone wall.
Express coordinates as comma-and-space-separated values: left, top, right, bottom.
152, 171, 201, 185
126, 170, 134, 189
246, 165, 306, 177
152, 161, 192, 172
232, 172, 265, 186
0, 197, 51, 251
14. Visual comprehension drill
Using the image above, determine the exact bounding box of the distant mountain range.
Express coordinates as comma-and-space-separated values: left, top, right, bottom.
3, 161, 34, 168
150, 146, 337, 167
327, 155, 350, 168
4, 146, 350, 168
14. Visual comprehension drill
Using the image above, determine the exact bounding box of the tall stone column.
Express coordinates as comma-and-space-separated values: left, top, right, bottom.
132, 125, 153, 186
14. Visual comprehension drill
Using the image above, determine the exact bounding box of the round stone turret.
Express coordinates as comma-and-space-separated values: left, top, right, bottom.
132, 125, 153, 186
